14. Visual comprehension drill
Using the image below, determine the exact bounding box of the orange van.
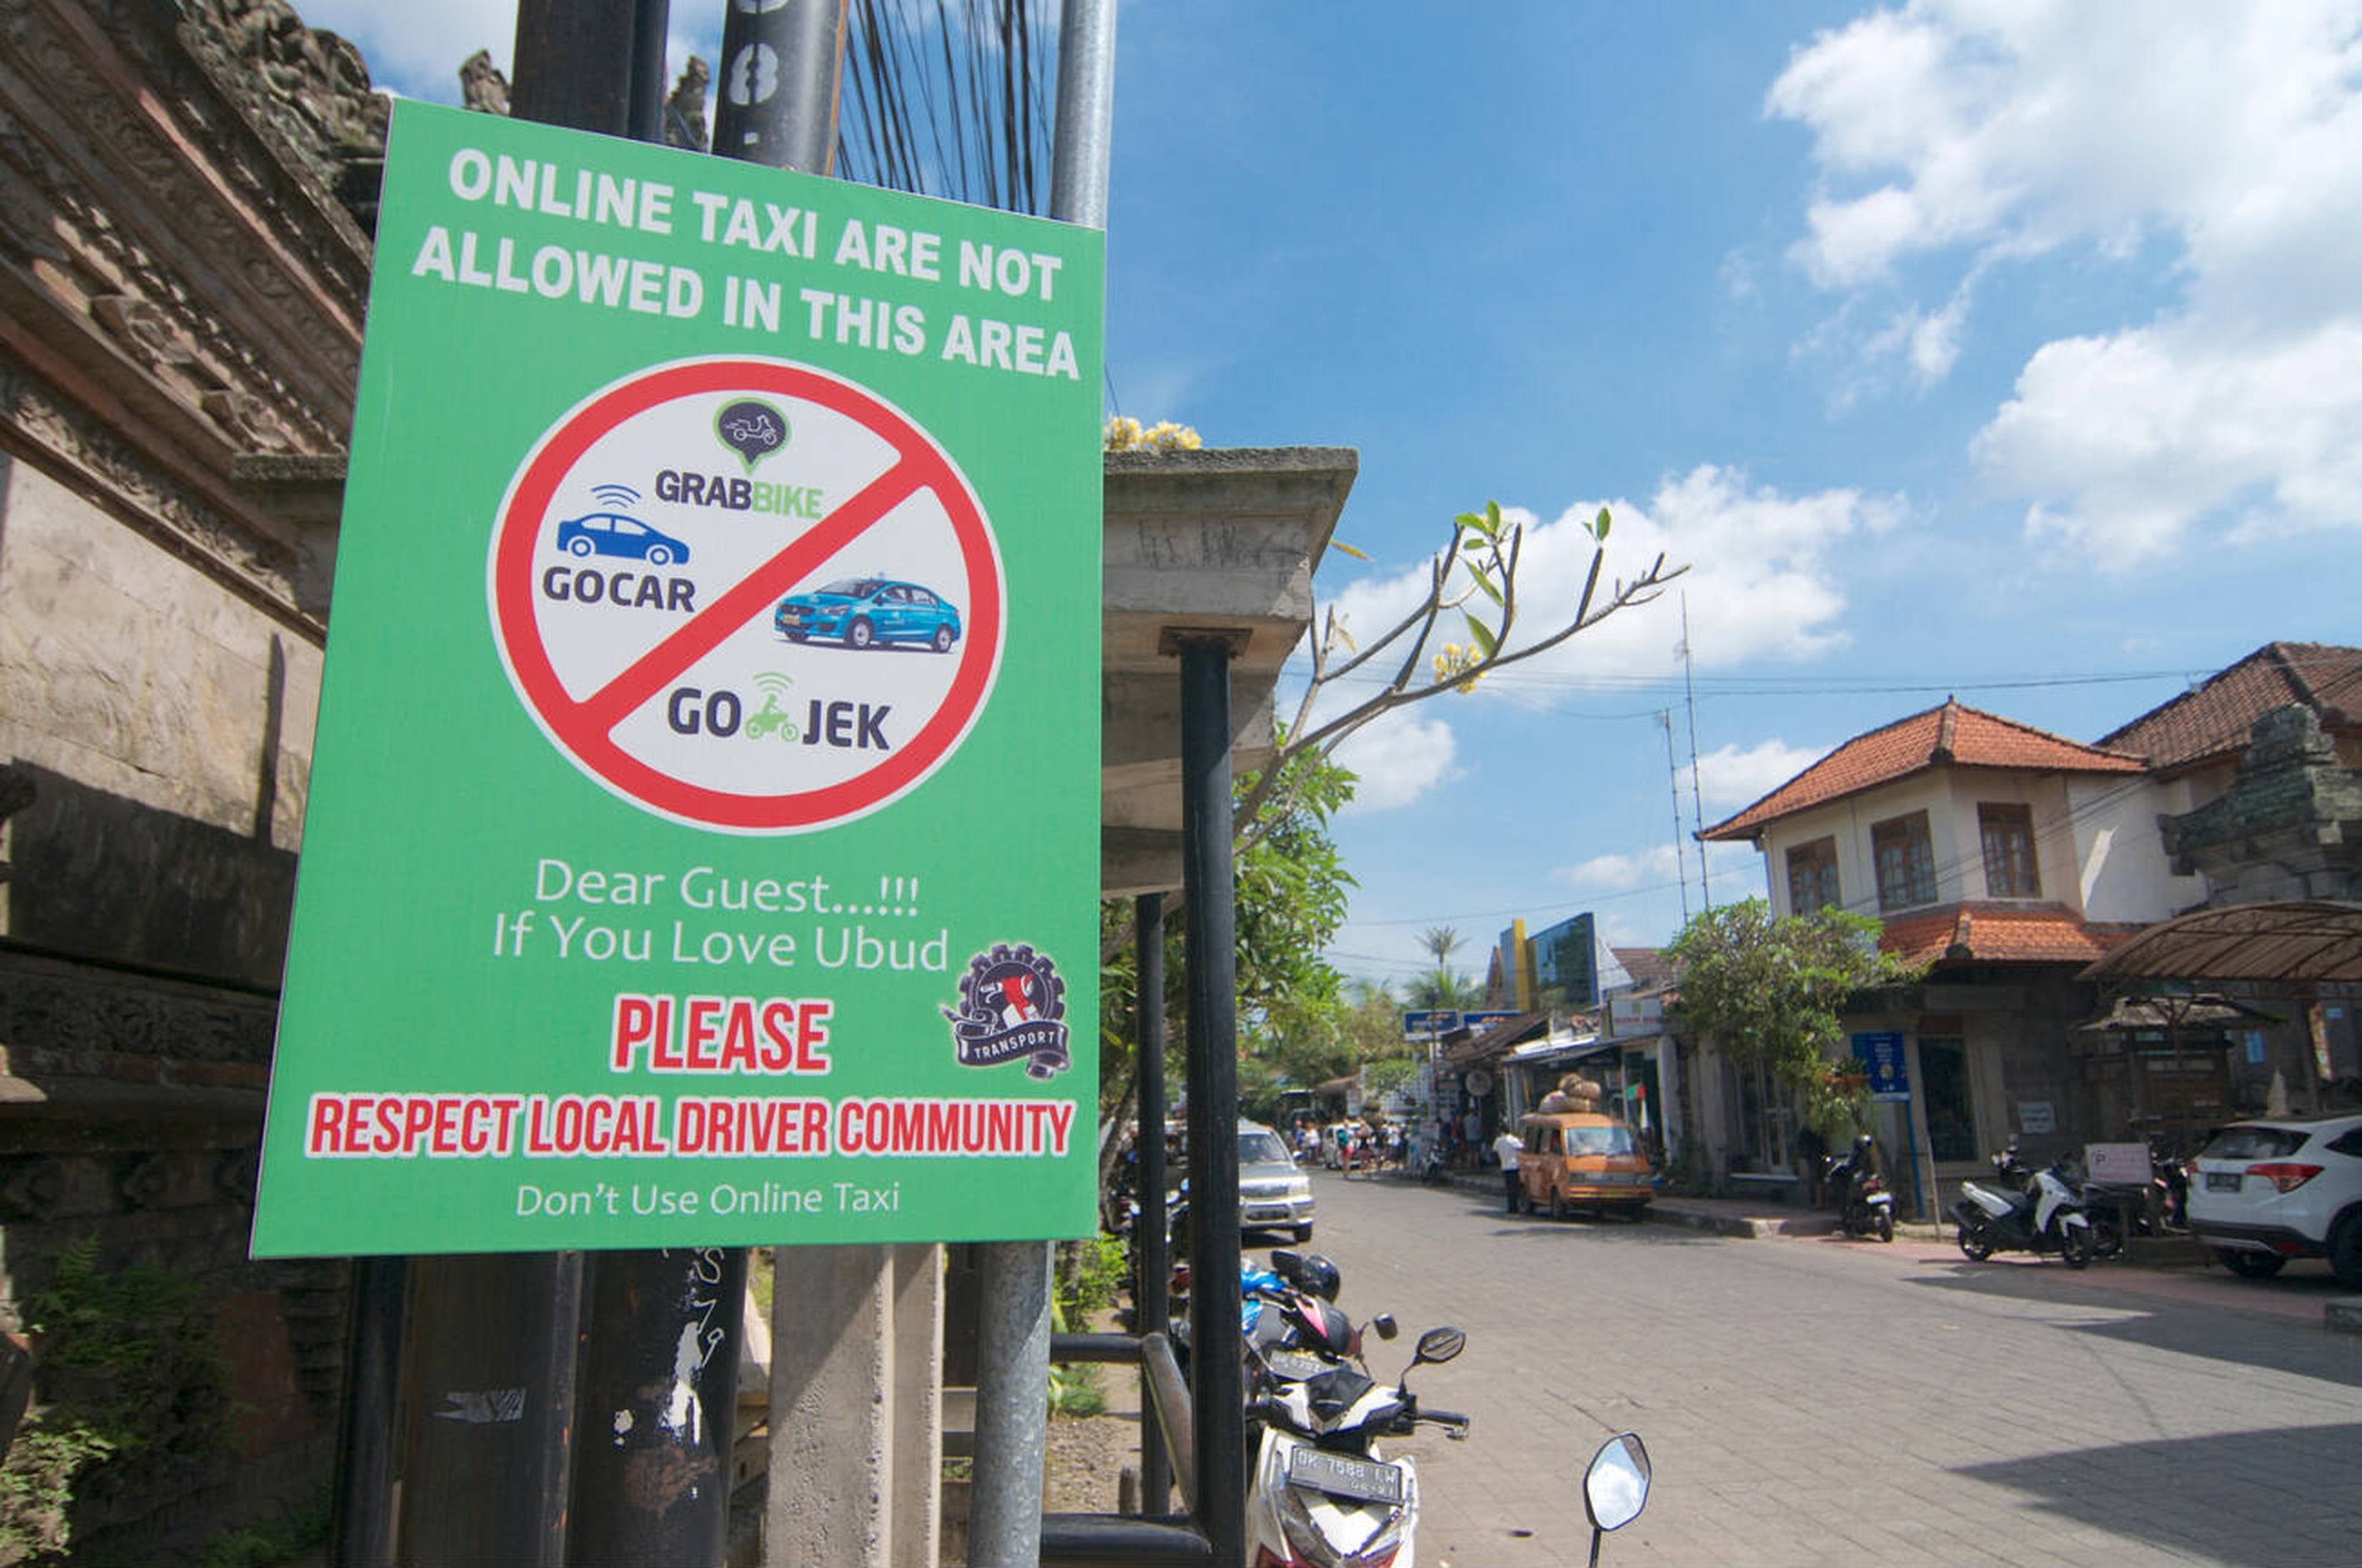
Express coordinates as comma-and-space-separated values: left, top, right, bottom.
1517, 1109, 1653, 1219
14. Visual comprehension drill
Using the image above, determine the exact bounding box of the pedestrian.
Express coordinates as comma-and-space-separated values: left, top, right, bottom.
1492, 1126, 1523, 1213
1798, 1123, 1829, 1208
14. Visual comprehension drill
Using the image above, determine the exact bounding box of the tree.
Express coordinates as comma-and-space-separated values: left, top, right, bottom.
1408, 926, 1479, 1011
1664, 898, 1926, 1139
1236, 500, 1685, 847
1097, 735, 1361, 1135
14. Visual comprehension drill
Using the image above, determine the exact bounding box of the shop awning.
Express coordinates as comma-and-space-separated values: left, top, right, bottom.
1443, 1010, 1548, 1065
2078, 900, 2362, 987
1510, 1034, 1617, 1068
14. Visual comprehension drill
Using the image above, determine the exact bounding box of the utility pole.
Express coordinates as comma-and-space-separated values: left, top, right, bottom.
1681, 594, 1711, 913
393, 12, 752, 1568
1662, 710, 1691, 927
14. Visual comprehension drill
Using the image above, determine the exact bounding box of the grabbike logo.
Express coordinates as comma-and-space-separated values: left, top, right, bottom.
488, 357, 1005, 832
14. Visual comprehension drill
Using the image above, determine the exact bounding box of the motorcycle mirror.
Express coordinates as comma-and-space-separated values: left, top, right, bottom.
1583, 1432, 1652, 1538
1412, 1326, 1465, 1366
1372, 1314, 1399, 1341
1268, 1249, 1302, 1283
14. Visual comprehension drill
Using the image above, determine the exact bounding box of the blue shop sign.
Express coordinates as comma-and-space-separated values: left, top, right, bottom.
1851, 1031, 1911, 1101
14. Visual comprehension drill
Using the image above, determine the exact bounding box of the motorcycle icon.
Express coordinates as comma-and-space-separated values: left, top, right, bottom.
745, 675, 799, 741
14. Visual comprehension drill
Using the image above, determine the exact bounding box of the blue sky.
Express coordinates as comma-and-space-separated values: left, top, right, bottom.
310, 1, 2362, 990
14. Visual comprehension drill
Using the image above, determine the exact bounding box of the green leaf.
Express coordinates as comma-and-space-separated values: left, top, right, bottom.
1462, 612, 1498, 659
1485, 500, 1504, 532
1331, 539, 1370, 561
1594, 505, 1612, 541
1454, 512, 1484, 530
1469, 567, 1504, 606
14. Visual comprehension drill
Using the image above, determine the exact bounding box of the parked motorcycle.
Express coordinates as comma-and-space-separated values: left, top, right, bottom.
1953, 1145, 2096, 1268
1245, 1320, 1471, 1568
1824, 1133, 1896, 1242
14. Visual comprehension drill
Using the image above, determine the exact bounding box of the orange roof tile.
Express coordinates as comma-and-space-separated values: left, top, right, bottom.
1876, 902, 2144, 970
1610, 947, 1673, 992
1699, 700, 2146, 842
2099, 641, 2362, 772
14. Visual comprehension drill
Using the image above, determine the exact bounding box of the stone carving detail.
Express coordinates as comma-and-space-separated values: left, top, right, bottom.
461, 48, 512, 115
201, 386, 295, 452
176, 0, 388, 200
0, 35, 352, 454
118, 1152, 175, 1211
92, 294, 197, 371
0, 350, 316, 633
0, 956, 279, 1070
2, 0, 369, 316
666, 57, 711, 152
213, 1147, 261, 1206
0, 1158, 61, 1224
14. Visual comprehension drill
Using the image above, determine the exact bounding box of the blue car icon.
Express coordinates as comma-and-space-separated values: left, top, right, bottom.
775, 578, 963, 652
554, 511, 691, 568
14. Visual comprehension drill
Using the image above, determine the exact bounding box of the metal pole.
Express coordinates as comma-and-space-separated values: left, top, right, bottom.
510, 15, 757, 1566
570, 1248, 748, 1567
970, 1243, 1051, 1567
626, 0, 672, 143
715, 0, 849, 171
397, 1254, 585, 1566
512, 0, 656, 138
330, 1257, 405, 1568
1177, 634, 1245, 1567
966, 10, 1125, 1562
1048, 0, 1118, 229
1133, 892, 1170, 1515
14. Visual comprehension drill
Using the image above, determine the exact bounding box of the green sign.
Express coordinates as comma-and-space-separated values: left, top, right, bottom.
251, 102, 1103, 1256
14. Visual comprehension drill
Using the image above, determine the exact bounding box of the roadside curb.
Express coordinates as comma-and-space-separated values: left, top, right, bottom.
1643, 1204, 1839, 1240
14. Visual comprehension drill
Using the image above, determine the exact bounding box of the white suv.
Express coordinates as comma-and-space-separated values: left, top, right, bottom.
2187, 1111, 2362, 1285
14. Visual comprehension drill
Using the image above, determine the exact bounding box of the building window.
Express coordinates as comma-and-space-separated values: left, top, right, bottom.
1920, 1037, 1977, 1162
1785, 837, 1841, 912
1979, 802, 2039, 898
1871, 810, 1938, 911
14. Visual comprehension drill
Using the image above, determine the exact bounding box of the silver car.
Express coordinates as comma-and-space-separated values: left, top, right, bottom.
1237, 1119, 1315, 1243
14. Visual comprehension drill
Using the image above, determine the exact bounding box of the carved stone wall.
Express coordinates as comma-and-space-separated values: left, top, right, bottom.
0, 0, 380, 1552
2164, 705, 2362, 905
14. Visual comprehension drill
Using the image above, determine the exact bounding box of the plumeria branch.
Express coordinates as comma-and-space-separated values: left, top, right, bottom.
1232, 501, 1687, 843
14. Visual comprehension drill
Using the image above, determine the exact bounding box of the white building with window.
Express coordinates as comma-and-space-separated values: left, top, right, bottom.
1690, 646, 2362, 1216
1695, 700, 2180, 1216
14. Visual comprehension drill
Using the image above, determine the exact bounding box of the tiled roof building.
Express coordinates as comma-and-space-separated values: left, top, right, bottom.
1700, 699, 2145, 843
2099, 641, 2362, 773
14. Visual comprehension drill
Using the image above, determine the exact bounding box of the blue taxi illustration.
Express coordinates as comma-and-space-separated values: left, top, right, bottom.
554, 511, 691, 568
775, 578, 963, 651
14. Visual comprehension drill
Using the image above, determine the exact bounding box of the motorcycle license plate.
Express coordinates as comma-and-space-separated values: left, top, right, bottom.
1288, 1447, 1405, 1505
2206, 1171, 2242, 1192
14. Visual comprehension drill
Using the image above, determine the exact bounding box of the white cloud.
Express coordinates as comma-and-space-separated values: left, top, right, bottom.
1556, 839, 1764, 898
1317, 466, 1903, 694
1331, 711, 1459, 815
1769, 1, 2362, 560
1693, 738, 1828, 809
1975, 318, 2362, 560
1564, 843, 1685, 894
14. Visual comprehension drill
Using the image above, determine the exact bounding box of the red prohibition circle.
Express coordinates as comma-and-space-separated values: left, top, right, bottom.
489, 359, 1004, 831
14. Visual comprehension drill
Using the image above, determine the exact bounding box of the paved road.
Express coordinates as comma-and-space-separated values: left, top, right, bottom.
1293, 1168, 2362, 1568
